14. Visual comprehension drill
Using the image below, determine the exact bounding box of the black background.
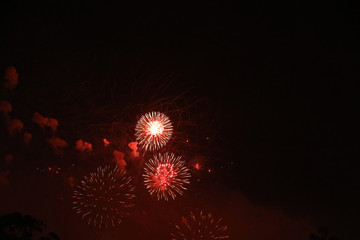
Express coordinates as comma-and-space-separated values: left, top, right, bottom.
0, 1, 359, 240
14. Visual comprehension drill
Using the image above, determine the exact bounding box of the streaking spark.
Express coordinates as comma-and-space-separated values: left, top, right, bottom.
143, 152, 190, 200
72, 165, 135, 228
171, 210, 229, 240
135, 112, 173, 151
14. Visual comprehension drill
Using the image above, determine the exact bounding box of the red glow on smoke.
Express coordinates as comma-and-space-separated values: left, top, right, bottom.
128, 141, 139, 157
103, 138, 110, 147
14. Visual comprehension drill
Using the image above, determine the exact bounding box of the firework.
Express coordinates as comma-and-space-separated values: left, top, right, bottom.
143, 152, 190, 200
171, 210, 229, 240
135, 112, 173, 151
72, 165, 135, 228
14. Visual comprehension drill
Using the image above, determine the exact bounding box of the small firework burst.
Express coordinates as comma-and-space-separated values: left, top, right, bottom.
135, 112, 173, 151
171, 210, 229, 240
72, 165, 135, 228
143, 152, 190, 200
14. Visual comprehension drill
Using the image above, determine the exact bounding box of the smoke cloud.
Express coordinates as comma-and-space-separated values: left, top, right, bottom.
75, 139, 93, 152
103, 138, 110, 147
7, 118, 24, 136
3, 66, 18, 90
128, 141, 139, 157
113, 150, 126, 170
32, 112, 58, 132
46, 137, 68, 151
23, 132, 32, 143
0, 101, 12, 116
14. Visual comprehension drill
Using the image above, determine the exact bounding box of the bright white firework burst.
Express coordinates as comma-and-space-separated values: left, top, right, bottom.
171, 210, 229, 240
72, 165, 135, 228
143, 152, 191, 201
135, 112, 173, 151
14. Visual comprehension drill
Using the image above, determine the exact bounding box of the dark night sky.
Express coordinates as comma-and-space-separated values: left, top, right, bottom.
0, 2, 359, 240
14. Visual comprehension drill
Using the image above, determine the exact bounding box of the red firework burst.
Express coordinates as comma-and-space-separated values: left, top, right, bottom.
143, 152, 190, 200
72, 165, 135, 228
171, 210, 229, 240
135, 112, 173, 151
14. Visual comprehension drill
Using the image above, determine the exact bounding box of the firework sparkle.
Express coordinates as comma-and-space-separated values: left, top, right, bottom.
72, 165, 135, 228
135, 112, 173, 151
143, 152, 191, 201
171, 210, 229, 240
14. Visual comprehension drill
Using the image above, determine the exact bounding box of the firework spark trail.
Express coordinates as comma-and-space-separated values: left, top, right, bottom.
135, 112, 173, 151
143, 152, 190, 201
72, 165, 135, 228
171, 210, 229, 240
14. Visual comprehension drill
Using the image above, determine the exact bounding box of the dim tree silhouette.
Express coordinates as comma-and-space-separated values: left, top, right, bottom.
0, 212, 60, 240
310, 227, 339, 240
